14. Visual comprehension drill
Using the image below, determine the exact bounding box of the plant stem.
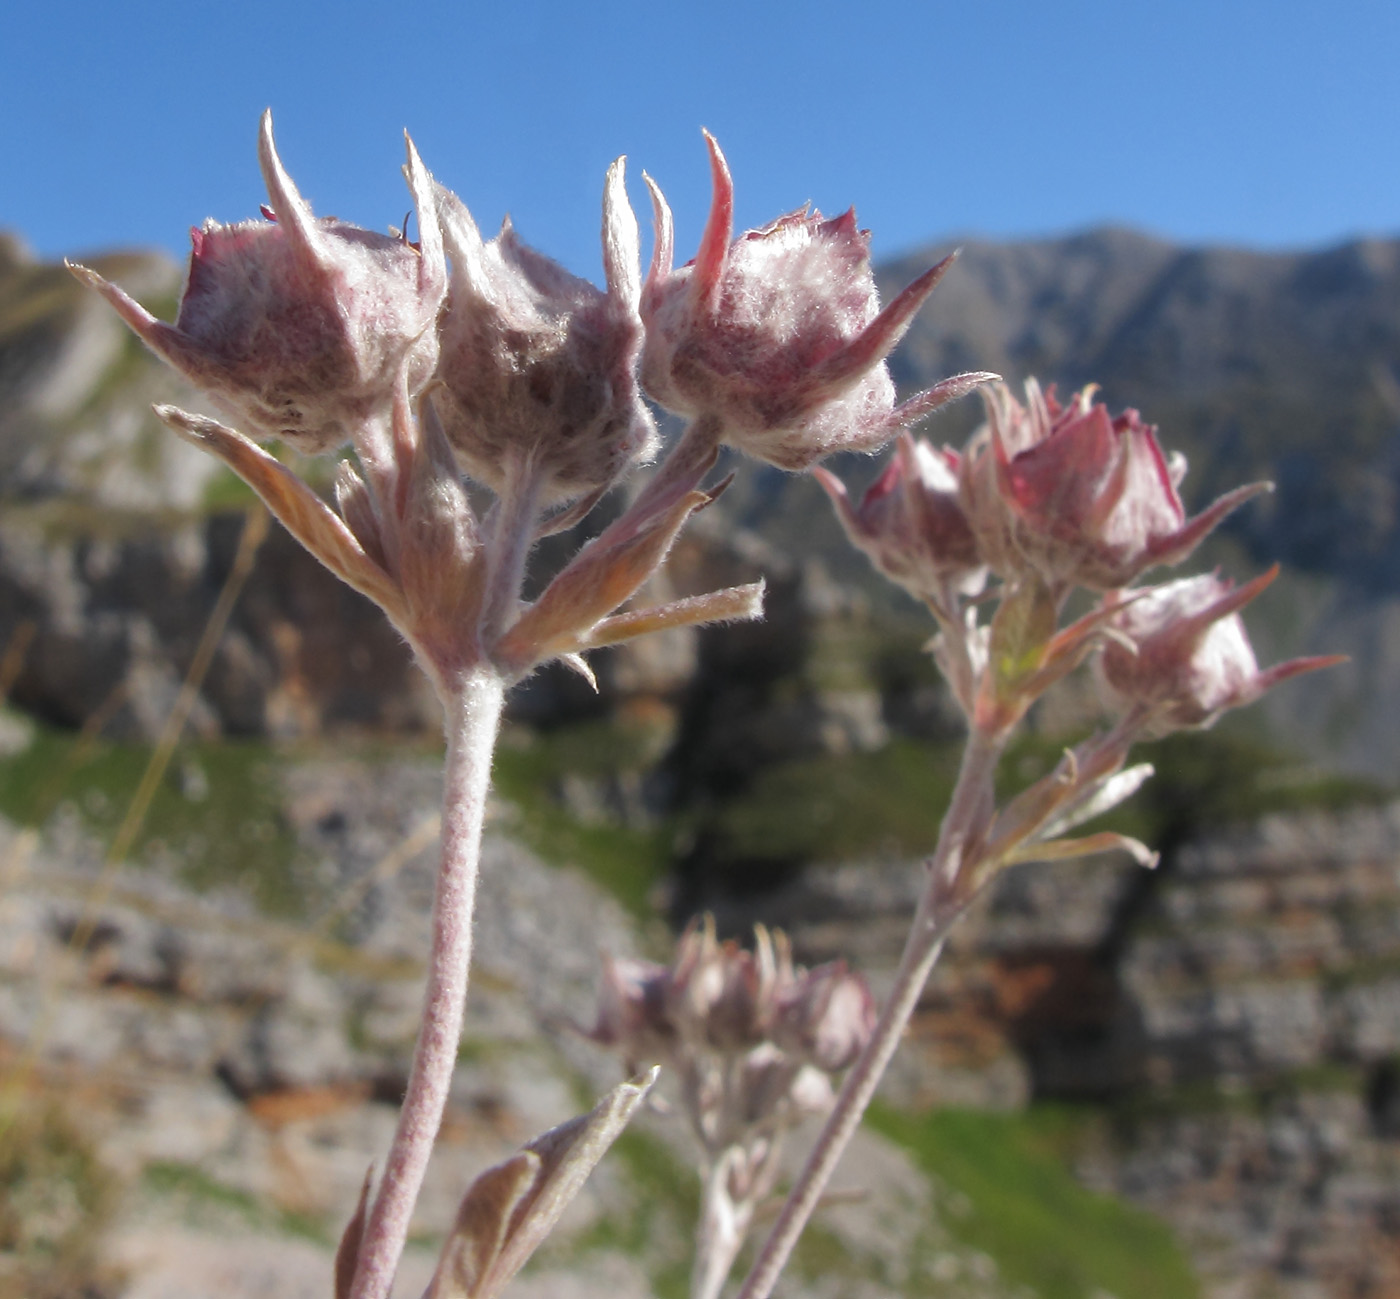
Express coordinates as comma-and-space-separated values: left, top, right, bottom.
733, 729, 1004, 1299
692, 1148, 751, 1299
349, 666, 507, 1299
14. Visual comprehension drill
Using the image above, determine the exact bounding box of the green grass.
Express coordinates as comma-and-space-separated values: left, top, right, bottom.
707, 737, 962, 869
142, 1160, 327, 1242
869, 1103, 1200, 1299
1110, 1059, 1367, 1127
566, 1128, 696, 1299
0, 723, 307, 917
0, 1100, 118, 1299
491, 721, 676, 920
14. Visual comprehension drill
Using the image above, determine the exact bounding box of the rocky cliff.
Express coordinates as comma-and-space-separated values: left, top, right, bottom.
2, 223, 1399, 1298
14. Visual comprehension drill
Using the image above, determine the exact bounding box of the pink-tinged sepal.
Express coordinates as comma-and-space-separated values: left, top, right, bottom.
256, 109, 324, 266
691, 130, 734, 314
1098, 567, 1347, 733
892, 370, 1002, 432
640, 135, 987, 471
431, 162, 657, 506
966, 380, 1268, 591
1144, 479, 1274, 570
602, 157, 642, 311
65, 261, 189, 370
73, 115, 447, 456
403, 133, 447, 305
641, 171, 675, 299
807, 252, 957, 400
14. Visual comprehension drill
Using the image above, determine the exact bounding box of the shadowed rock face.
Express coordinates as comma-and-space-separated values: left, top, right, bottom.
3, 224, 1399, 766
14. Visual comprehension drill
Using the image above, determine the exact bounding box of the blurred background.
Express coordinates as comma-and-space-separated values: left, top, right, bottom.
2, 2, 1399, 1296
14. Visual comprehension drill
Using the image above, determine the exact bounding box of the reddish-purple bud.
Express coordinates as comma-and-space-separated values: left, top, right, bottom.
964, 381, 1268, 590
640, 134, 992, 471
816, 432, 985, 605
1097, 568, 1344, 732
71, 112, 446, 454
430, 160, 657, 504
586, 952, 675, 1067
665, 918, 788, 1052
774, 962, 877, 1072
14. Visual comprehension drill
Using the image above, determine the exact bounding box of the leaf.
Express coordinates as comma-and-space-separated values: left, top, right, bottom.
335, 1167, 374, 1299
577, 581, 765, 651
424, 1069, 658, 1299
1005, 830, 1159, 870
1039, 764, 1156, 839
493, 486, 711, 675
154, 406, 407, 622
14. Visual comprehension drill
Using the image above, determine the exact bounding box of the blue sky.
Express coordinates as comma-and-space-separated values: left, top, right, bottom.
5, 0, 1398, 280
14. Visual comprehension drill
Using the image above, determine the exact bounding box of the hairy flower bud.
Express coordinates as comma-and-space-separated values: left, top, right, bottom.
71, 112, 445, 454
640, 133, 993, 471
774, 961, 877, 1072
665, 918, 789, 1051
586, 953, 675, 1069
816, 432, 985, 605
1098, 569, 1343, 732
430, 161, 657, 504
963, 380, 1267, 590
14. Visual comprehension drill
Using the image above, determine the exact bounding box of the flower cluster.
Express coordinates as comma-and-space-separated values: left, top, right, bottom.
584, 918, 876, 1299
588, 917, 875, 1125
70, 110, 1343, 1299
72, 116, 987, 699
822, 378, 1338, 746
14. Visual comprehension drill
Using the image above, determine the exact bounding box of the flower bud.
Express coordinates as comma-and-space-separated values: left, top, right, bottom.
71, 112, 445, 454
963, 380, 1267, 590
774, 961, 877, 1072
1097, 569, 1343, 732
816, 432, 985, 605
666, 918, 789, 1051
640, 133, 993, 471
430, 161, 657, 504
585, 952, 674, 1068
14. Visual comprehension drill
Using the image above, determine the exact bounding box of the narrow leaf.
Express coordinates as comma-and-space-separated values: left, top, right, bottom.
1007, 831, 1159, 869
1040, 764, 1156, 839
425, 1070, 658, 1299
578, 582, 765, 650
425, 1155, 541, 1299
155, 406, 407, 622
494, 488, 709, 674
335, 1168, 374, 1299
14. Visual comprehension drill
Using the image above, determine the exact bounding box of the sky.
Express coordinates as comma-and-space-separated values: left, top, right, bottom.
3, 0, 1398, 282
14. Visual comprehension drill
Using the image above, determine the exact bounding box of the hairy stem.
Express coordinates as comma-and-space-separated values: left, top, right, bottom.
349, 667, 507, 1299
692, 1148, 752, 1299
733, 728, 1004, 1299
481, 454, 544, 646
